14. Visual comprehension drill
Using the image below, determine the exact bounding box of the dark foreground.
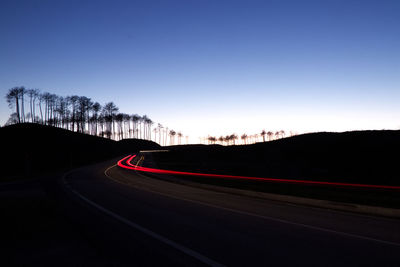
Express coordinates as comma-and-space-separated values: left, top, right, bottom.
2, 158, 399, 266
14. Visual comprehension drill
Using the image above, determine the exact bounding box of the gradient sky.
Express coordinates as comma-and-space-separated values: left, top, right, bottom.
1, 0, 399, 142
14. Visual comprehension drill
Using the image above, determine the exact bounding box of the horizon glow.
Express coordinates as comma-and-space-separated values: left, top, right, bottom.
1, 0, 400, 143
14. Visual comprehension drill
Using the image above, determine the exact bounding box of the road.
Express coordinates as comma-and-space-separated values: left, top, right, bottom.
61, 156, 400, 266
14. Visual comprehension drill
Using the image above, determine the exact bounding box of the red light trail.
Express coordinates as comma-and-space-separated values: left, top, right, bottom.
117, 154, 400, 190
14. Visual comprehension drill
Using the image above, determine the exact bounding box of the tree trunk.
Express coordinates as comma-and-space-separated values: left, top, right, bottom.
15, 97, 21, 123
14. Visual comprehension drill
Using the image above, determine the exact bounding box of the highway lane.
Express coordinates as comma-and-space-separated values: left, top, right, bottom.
62, 158, 400, 266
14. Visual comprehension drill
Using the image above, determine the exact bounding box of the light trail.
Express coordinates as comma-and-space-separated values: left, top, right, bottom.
118, 154, 400, 190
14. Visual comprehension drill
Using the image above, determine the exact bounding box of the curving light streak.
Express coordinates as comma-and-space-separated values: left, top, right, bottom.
117, 154, 400, 190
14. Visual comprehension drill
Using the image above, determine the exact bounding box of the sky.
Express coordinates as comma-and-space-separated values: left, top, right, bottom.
1, 0, 399, 142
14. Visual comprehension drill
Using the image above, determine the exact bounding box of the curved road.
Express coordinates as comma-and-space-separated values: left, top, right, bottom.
61, 156, 400, 266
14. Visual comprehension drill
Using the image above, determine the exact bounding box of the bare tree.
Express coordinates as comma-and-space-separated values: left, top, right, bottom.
41, 92, 50, 124
218, 136, 224, 145
275, 131, 280, 140
5, 87, 21, 123
91, 102, 101, 135
145, 117, 153, 140
231, 134, 238, 145
122, 113, 131, 139
32, 89, 39, 123
98, 114, 106, 137
76, 96, 92, 133
19, 87, 26, 122
177, 132, 183, 144
261, 130, 266, 142
115, 113, 124, 140
157, 123, 163, 145
37, 93, 45, 124
208, 136, 216, 144
55, 96, 68, 128
66, 95, 79, 131
224, 135, 230, 145
5, 87, 173, 143
241, 134, 247, 145
137, 115, 143, 139
131, 114, 140, 138
169, 130, 176, 145
165, 127, 168, 146
267, 131, 273, 141
5, 113, 19, 125
153, 127, 158, 142
27, 89, 39, 122
280, 130, 286, 139
102, 102, 119, 139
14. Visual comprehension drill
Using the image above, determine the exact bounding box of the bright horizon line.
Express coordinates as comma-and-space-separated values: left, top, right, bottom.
2, 121, 398, 147
2, 86, 400, 144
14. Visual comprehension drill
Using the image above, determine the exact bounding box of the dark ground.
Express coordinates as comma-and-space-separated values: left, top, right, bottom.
1, 124, 399, 265
44, 159, 400, 266
154, 130, 400, 186
0, 178, 109, 266
0, 123, 160, 181
0, 124, 161, 266
144, 130, 400, 208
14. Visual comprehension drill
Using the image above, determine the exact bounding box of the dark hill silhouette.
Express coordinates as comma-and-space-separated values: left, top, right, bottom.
152, 130, 400, 186
0, 123, 160, 180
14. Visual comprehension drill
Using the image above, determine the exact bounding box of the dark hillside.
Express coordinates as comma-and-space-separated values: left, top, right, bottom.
0, 123, 160, 180
152, 130, 400, 186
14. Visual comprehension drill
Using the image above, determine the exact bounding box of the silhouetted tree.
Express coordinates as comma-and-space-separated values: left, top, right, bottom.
261, 130, 266, 142
98, 114, 106, 137
231, 134, 238, 145
114, 113, 129, 140
275, 131, 280, 139
6, 87, 22, 123
224, 135, 230, 145
91, 102, 101, 135
122, 113, 131, 139
165, 127, 168, 146
5, 86, 173, 143
208, 136, 217, 144
41, 92, 51, 124
153, 127, 158, 142
131, 114, 140, 138
19, 87, 26, 122
169, 130, 176, 145
267, 131, 273, 141
76, 96, 92, 133
157, 123, 163, 145
241, 134, 248, 145
177, 132, 183, 144
145, 117, 153, 140
103, 102, 119, 139
37, 93, 44, 123
218, 136, 224, 145
27, 88, 39, 122
5, 113, 19, 125
254, 134, 259, 143
55, 96, 68, 128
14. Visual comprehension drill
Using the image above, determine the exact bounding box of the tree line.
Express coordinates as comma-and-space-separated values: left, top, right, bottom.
205, 130, 297, 145
5, 86, 185, 145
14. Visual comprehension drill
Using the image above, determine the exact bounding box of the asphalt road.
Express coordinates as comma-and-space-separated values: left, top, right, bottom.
61, 157, 400, 266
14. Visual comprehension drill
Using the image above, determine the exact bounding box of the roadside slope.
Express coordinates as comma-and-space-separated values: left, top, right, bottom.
156, 130, 400, 186
0, 123, 160, 181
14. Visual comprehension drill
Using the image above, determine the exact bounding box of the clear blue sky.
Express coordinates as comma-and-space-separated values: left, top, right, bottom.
1, 0, 399, 141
